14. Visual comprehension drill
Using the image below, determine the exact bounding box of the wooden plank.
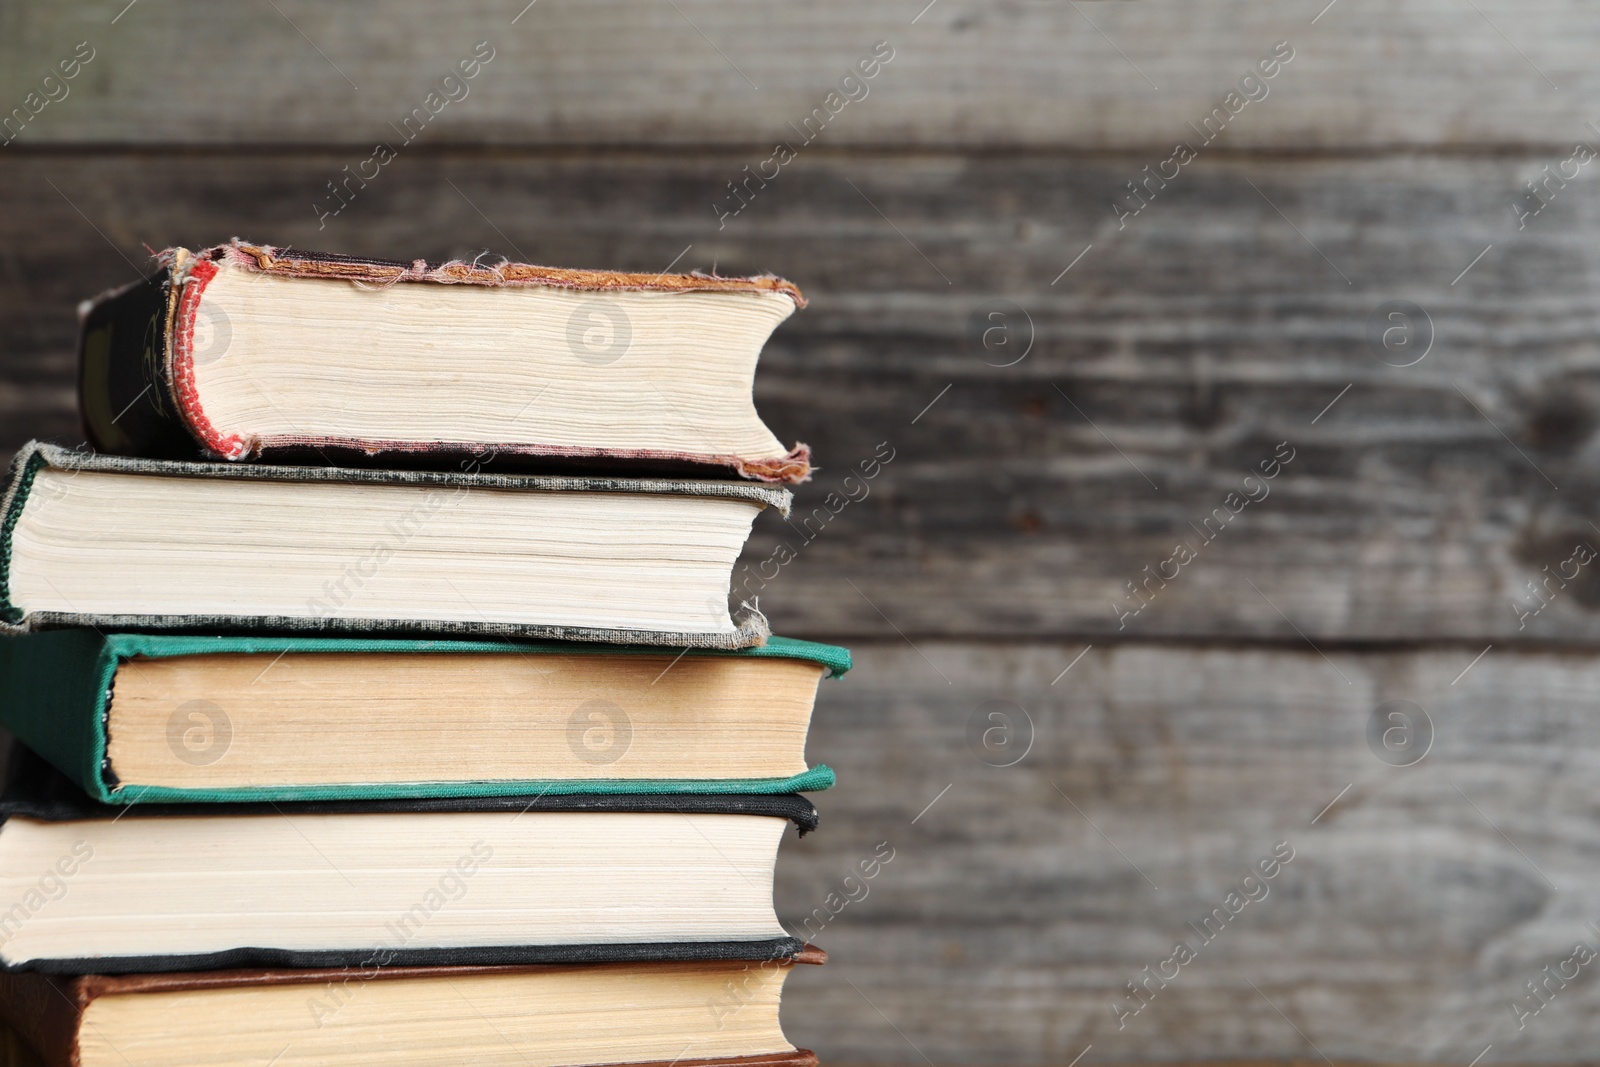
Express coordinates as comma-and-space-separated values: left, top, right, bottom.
777, 640, 1600, 1063
0, 1, 1598, 150
3, 151, 1599, 643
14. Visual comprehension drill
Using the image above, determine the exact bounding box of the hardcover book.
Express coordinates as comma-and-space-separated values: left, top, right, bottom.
0, 630, 850, 803
0, 748, 816, 974
0, 950, 824, 1067
0, 441, 788, 647
79, 240, 812, 482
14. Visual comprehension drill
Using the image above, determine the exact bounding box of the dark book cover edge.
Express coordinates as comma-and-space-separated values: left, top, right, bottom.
0, 632, 119, 805
0, 971, 83, 1067
77, 268, 193, 462
0, 746, 821, 828
8, 937, 812, 978
76, 943, 823, 996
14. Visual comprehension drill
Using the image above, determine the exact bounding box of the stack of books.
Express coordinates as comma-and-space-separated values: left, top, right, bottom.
0, 240, 844, 1067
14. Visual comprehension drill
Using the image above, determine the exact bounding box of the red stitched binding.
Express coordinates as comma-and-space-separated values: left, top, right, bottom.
169, 259, 248, 459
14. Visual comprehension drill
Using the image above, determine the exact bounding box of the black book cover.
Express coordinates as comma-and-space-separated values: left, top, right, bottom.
77, 270, 193, 463
0, 746, 816, 975
0, 744, 820, 831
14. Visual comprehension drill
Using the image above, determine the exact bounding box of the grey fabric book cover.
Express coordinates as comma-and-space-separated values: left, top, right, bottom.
0, 441, 788, 648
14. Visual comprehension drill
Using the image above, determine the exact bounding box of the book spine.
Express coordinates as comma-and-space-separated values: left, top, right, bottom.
0, 631, 119, 803
0, 972, 82, 1067
77, 268, 200, 461
0, 447, 44, 629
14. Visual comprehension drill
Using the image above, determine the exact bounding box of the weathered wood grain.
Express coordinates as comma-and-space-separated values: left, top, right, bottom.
4, 151, 1600, 643
779, 640, 1600, 1064
1, 1, 1597, 151
5, 6, 1600, 1067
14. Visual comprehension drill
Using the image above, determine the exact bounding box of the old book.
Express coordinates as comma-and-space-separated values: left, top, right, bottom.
0, 441, 788, 648
79, 240, 812, 482
0, 747, 816, 974
0, 949, 824, 1067
0, 630, 850, 804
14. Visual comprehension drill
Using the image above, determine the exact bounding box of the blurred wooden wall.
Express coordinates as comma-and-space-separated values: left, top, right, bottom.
5, 2, 1600, 1063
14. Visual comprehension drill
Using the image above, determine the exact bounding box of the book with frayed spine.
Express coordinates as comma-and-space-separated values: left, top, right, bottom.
79, 240, 812, 482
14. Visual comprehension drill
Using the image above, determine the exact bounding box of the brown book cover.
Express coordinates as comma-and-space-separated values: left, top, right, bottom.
78, 239, 812, 483
0, 948, 826, 1067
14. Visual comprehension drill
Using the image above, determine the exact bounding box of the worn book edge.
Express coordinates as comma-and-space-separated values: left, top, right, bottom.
80, 242, 814, 482
189, 239, 807, 305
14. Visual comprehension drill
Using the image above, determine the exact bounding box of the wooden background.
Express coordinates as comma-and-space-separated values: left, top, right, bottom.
5, 1, 1600, 1062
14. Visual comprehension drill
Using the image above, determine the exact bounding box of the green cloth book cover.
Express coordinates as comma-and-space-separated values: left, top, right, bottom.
0, 630, 848, 805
